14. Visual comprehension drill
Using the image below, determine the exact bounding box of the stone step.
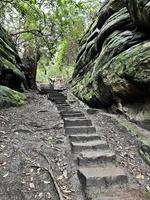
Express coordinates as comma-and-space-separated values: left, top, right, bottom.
60, 111, 84, 115
48, 94, 66, 97
39, 89, 61, 95
71, 140, 108, 153
58, 108, 71, 111
64, 119, 92, 127
57, 105, 71, 108
65, 126, 96, 135
49, 97, 67, 101
77, 150, 116, 166
48, 90, 64, 92
50, 100, 67, 104
94, 193, 134, 200
54, 100, 67, 104
39, 90, 53, 95
69, 134, 100, 142
56, 103, 70, 106
48, 89, 64, 92
49, 92, 65, 95
85, 189, 135, 200
49, 94, 65, 96
78, 166, 128, 190
51, 97, 67, 101
57, 107, 72, 112
48, 93, 64, 96
62, 113, 85, 118
55, 101, 69, 105
39, 90, 47, 95
57, 105, 70, 109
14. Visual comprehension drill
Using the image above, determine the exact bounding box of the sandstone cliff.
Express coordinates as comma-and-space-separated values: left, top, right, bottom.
72, 0, 150, 130
0, 25, 29, 107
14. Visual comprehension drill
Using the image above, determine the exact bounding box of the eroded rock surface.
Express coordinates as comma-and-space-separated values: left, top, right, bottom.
72, 0, 150, 130
0, 25, 30, 108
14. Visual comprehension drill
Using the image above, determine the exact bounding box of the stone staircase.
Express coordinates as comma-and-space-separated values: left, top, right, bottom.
47, 90, 129, 200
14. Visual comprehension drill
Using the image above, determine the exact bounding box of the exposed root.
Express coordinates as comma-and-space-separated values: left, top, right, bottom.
30, 152, 64, 200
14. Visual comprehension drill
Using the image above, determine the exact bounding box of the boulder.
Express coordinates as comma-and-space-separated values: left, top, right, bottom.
0, 85, 27, 108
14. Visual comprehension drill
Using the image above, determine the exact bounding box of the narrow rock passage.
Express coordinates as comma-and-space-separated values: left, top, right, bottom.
51, 91, 127, 199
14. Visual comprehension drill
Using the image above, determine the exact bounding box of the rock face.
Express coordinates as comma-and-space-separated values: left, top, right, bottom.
72, 0, 150, 130
126, 0, 150, 32
0, 25, 30, 108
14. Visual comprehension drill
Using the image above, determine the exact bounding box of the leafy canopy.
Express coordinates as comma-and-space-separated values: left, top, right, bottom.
0, 0, 101, 80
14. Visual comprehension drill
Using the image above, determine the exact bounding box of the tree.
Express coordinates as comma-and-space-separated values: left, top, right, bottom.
0, 0, 100, 86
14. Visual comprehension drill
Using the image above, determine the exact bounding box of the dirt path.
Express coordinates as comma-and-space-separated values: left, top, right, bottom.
0, 92, 83, 200
0, 90, 150, 200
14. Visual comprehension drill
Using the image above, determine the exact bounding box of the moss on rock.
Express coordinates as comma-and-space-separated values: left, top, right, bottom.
72, 0, 150, 129
0, 85, 27, 108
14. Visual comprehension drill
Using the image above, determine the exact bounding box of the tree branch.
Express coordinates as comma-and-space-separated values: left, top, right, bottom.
10, 29, 41, 36
10, 29, 51, 37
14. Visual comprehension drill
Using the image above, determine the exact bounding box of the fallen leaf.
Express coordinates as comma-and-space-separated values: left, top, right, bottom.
46, 192, 52, 199
21, 179, 26, 184
37, 168, 41, 175
44, 180, 50, 184
39, 192, 43, 198
63, 162, 68, 167
145, 185, 150, 192
57, 175, 63, 181
0, 131, 6, 134
136, 174, 144, 180
63, 170, 68, 179
29, 183, 35, 188
63, 189, 72, 194
3, 153, 9, 157
1, 145, 5, 149
3, 173, 9, 178
30, 168, 34, 173
1, 162, 6, 166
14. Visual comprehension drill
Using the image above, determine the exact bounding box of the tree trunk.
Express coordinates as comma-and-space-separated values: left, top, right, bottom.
23, 37, 41, 89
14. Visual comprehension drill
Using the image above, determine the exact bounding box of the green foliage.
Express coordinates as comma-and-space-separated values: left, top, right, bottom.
56, 40, 68, 68
36, 63, 74, 82
48, 65, 74, 80
0, 0, 100, 82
